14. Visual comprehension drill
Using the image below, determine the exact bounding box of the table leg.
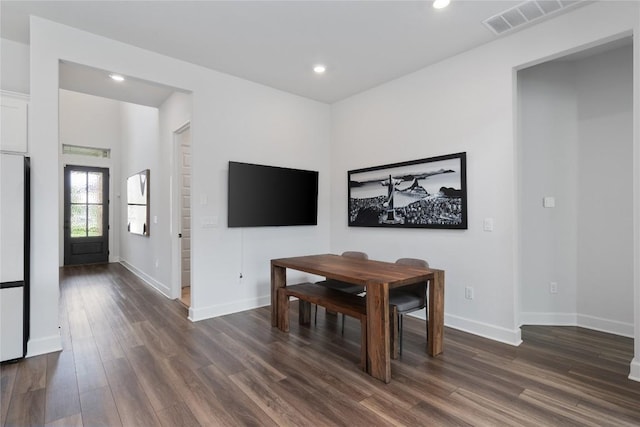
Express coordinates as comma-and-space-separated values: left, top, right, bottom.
428, 269, 445, 356
271, 264, 286, 328
366, 282, 390, 383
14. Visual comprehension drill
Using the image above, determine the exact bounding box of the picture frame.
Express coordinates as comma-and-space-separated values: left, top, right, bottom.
127, 169, 150, 236
348, 152, 467, 229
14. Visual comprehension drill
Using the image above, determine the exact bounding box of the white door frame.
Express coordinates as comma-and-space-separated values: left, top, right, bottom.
171, 121, 191, 302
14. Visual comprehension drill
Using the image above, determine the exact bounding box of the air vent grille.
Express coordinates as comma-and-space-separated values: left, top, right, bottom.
483, 0, 583, 35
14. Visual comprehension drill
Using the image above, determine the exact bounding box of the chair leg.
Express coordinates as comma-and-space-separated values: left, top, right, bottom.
314, 304, 318, 324
341, 314, 345, 335
399, 314, 404, 356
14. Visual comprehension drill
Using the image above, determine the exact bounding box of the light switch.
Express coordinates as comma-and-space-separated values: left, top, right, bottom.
483, 218, 494, 232
153, 215, 158, 224
543, 196, 555, 208
201, 216, 217, 228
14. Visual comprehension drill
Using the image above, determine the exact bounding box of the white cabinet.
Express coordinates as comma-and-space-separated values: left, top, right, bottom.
1, 153, 28, 361
0, 287, 24, 361
1, 92, 29, 153
1, 154, 25, 282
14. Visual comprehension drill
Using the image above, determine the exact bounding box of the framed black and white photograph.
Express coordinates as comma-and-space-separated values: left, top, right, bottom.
348, 152, 467, 229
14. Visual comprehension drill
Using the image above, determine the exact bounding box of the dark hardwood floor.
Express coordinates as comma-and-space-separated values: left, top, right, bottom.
2, 263, 639, 426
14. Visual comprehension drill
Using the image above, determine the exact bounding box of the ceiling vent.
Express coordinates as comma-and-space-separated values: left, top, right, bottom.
483, 0, 583, 35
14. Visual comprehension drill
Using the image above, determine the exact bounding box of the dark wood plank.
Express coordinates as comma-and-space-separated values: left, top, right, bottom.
5, 263, 639, 427
155, 401, 201, 427
79, 386, 123, 426
1, 361, 19, 425
4, 388, 45, 426
44, 413, 83, 427
13, 354, 47, 394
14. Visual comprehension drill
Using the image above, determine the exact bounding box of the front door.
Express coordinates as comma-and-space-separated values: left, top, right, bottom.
64, 165, 109, 265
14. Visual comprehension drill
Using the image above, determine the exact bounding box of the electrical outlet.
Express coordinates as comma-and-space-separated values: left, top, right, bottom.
465, 286, 474, 300
549, 282, 558, 294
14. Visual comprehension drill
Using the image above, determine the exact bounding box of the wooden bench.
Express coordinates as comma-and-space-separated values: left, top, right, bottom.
277, 283, 367, 370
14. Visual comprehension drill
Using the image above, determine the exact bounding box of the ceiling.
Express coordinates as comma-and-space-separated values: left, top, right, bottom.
1, 1, 588, 104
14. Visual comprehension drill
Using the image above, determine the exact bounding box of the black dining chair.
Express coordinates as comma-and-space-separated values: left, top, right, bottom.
390, 257, 429, 357
315, 251, 368, 333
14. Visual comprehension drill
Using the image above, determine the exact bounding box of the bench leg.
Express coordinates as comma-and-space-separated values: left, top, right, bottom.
277, 289, 290, 332
360, 316, 368, 371
299, 300, 311, 325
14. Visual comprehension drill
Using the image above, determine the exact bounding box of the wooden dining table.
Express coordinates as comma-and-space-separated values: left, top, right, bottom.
271, 253, 444, 383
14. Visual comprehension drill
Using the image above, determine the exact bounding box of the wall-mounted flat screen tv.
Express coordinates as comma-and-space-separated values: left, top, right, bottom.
228, 161, 318, 227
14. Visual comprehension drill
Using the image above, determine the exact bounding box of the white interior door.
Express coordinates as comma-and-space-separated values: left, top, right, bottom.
179, 127, 191, 288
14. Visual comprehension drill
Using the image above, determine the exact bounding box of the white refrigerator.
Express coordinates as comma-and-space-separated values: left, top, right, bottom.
1, 153, 29, 361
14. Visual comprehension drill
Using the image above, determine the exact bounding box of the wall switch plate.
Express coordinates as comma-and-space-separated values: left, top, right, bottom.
201, 216, 217, 228
550, 282, 558, 294
483, 218, 494, 232
543, 196, 556, 208
465, 286, 474, 300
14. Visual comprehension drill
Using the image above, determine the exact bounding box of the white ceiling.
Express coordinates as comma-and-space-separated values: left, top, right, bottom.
1, 1, 588, 104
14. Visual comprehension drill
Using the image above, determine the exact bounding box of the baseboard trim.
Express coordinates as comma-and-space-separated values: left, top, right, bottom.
119, 260, 171, 299
26, 334, 62, 358
520, 312, 633, 338
629, 357, 640, 382
189, 295, 271, 322
437, 313, 523, 346
520, 312, 578, 326
576, 314, 634, 338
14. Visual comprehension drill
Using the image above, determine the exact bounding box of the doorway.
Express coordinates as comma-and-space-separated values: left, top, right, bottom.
174, 124, 192, 306
517, 39, 634, 337
63, 165, 109, 265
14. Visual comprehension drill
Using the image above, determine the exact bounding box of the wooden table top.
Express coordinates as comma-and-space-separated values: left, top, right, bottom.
271, 253, 434, 289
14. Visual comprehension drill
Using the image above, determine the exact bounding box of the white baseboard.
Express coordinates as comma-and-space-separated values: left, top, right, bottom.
520, 312, 634, 338
27, 334, 62, 357
629, 357, 640, 382
119, 260, 171, 298
576, 314, 634, 338
442, 313, 523, 346
189, 295, 271, 322
520, 312, 578, 326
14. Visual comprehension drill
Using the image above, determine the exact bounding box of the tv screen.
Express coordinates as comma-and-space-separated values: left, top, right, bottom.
228, 161, 319, 227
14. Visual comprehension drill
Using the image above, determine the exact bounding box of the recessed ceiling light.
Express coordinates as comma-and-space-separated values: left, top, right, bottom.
109, 74, 125, 82
313, 65, 326, 74
433, 0, 450, 9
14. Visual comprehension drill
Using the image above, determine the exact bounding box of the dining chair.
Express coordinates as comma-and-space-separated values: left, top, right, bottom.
390, 257, 429, 358
315, 251, 368, 333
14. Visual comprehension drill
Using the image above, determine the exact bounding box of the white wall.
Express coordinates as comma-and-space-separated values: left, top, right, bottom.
118, 102, 164, 290
28, 16, 331, 356
330, 2, 640, 348
1, 38, 30, 94
519, 61, 579, 321
58, 89, 122, 265
632, 4, 640, 382
576, 46, 634, 333
159, 92, 193, 300
519, 46, 634, 337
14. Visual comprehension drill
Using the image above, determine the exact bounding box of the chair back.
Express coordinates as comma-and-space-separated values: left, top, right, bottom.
395, 258, 429, 303
342, 251, 368, 260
